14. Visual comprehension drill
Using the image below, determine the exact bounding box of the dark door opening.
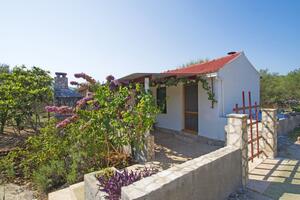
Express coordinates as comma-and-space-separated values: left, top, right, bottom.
184, 83, 198, 133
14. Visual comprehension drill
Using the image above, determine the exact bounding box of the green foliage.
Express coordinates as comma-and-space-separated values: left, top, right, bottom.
95, 167, 115, 182
0, 65, 53, 134
260, 68, 300, 109
288, 127, 300, 142
0, 79, 159, 192
151, 75, 217, 106
0, 64, 9, 73
32, 160, 66, 192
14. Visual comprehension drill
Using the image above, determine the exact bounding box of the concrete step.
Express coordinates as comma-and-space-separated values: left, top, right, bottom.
49, 187, 73, 200
48, 182, 84, 200
70, 182, 84, 200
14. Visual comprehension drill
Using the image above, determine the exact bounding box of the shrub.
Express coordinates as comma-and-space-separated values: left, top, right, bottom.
0, 73, 159, 192
32, 160, 66, 192
292, 105, 300, 112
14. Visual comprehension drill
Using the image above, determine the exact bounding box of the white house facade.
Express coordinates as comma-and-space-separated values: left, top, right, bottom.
119, 52, 260, 141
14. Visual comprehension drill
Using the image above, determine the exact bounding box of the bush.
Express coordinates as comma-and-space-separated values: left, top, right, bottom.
292, 105, 300, 112
0, 74, 159, 192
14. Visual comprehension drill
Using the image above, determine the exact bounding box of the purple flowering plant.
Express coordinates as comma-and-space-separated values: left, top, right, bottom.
34, 72, 159, 191
97, 167, 157, 200
1, 71, 159, 193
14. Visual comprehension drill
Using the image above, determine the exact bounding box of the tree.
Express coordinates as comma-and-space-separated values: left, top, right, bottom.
260, 69, 286, 107
260, 68, 300, 109
0, 64, 9, 73
0, 65, 53, 134
286, 69, 300, 102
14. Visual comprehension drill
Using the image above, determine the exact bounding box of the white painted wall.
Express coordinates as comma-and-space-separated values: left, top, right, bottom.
198, 79, 227, 140
151, 84, 184, 131
218, 52, 260, 116
151, 52, 260, 141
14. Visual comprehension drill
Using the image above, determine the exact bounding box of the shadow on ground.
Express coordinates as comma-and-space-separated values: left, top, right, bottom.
248, 137, 300, 200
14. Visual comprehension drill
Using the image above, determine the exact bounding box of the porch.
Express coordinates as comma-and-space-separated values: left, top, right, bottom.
147, 129, 224, 170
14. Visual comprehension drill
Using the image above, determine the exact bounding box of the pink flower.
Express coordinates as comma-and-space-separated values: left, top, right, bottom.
106, 75, 115, 83
57, 106, 74, 114
45, 106, 73, 114
74, 73, 96, 84
56, 114, 79, 129
109, 79, 120, 91
45, 106, 58, 113
76, 97, 94, 109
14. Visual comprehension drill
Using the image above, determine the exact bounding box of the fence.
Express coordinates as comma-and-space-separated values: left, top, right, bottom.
121, 146, 242, 200
232, 91, 262, 162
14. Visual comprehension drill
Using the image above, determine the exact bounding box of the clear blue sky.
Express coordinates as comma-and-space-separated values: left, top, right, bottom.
0, 0, 299, 81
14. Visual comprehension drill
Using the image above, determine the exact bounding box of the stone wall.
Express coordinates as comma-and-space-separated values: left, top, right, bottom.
278, 113, 300, 136
121, 146, 242, 200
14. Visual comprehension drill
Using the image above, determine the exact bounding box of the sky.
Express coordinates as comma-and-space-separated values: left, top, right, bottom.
0, 0, 300, 82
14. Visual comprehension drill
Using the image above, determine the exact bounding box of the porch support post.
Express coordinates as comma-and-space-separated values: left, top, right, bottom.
261, 108, 277, 158
134, 76, 155, 163
144, 77, 150, 92
225, 113, 248, 188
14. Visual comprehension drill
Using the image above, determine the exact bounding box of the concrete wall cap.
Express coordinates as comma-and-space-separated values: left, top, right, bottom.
226, 114, 248, 119
261, 108, 277, 111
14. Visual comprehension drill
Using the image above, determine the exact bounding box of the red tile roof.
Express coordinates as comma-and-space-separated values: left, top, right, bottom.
164, 52, 241, 75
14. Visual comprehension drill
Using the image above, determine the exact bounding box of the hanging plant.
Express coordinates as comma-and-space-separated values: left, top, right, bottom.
151, 75, 217, 106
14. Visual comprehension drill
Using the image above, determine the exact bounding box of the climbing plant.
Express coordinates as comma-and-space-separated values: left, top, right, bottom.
150, 76, 217, 105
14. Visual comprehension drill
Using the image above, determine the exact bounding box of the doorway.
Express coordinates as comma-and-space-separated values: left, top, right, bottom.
184, 83, 198, 133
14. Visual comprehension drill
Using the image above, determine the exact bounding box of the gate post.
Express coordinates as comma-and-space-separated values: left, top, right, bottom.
261, 108, 277, 158
225, 114, 248, 187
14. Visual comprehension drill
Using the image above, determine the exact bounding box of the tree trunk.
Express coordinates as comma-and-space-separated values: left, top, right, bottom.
0, 111, 7, 134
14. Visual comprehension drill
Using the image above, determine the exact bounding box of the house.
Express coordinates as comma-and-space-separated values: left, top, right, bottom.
54, 72, 83, 107
119, 52, 260, 141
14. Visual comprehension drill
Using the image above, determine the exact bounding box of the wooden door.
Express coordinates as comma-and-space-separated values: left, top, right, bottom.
184, 83, 198, 133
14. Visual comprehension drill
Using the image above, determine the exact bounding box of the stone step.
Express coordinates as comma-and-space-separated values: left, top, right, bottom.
48, 182, 84, 200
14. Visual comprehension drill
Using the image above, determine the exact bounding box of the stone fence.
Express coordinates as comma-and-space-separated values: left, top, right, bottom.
84, 108, 279, 200
120, 109, 278, 200
278, 113, 300, 135
225, 109, 278, 181
121, 146, 242, 200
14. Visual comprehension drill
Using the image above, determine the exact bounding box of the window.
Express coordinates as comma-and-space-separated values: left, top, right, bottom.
157, 87, 167, 114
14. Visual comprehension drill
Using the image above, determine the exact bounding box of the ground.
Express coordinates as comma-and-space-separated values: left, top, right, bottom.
149, 130, 223, 170
228, 134, 300, 200
246, 135, 300, 200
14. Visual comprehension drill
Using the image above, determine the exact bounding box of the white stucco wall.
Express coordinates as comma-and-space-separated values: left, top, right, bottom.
218, 52, 260, 116
151, 52, 260, 141
198, 79, 227, 140
151, 84, 184, 131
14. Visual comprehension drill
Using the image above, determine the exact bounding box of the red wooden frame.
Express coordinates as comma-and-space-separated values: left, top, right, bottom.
233, 91, 262, 162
